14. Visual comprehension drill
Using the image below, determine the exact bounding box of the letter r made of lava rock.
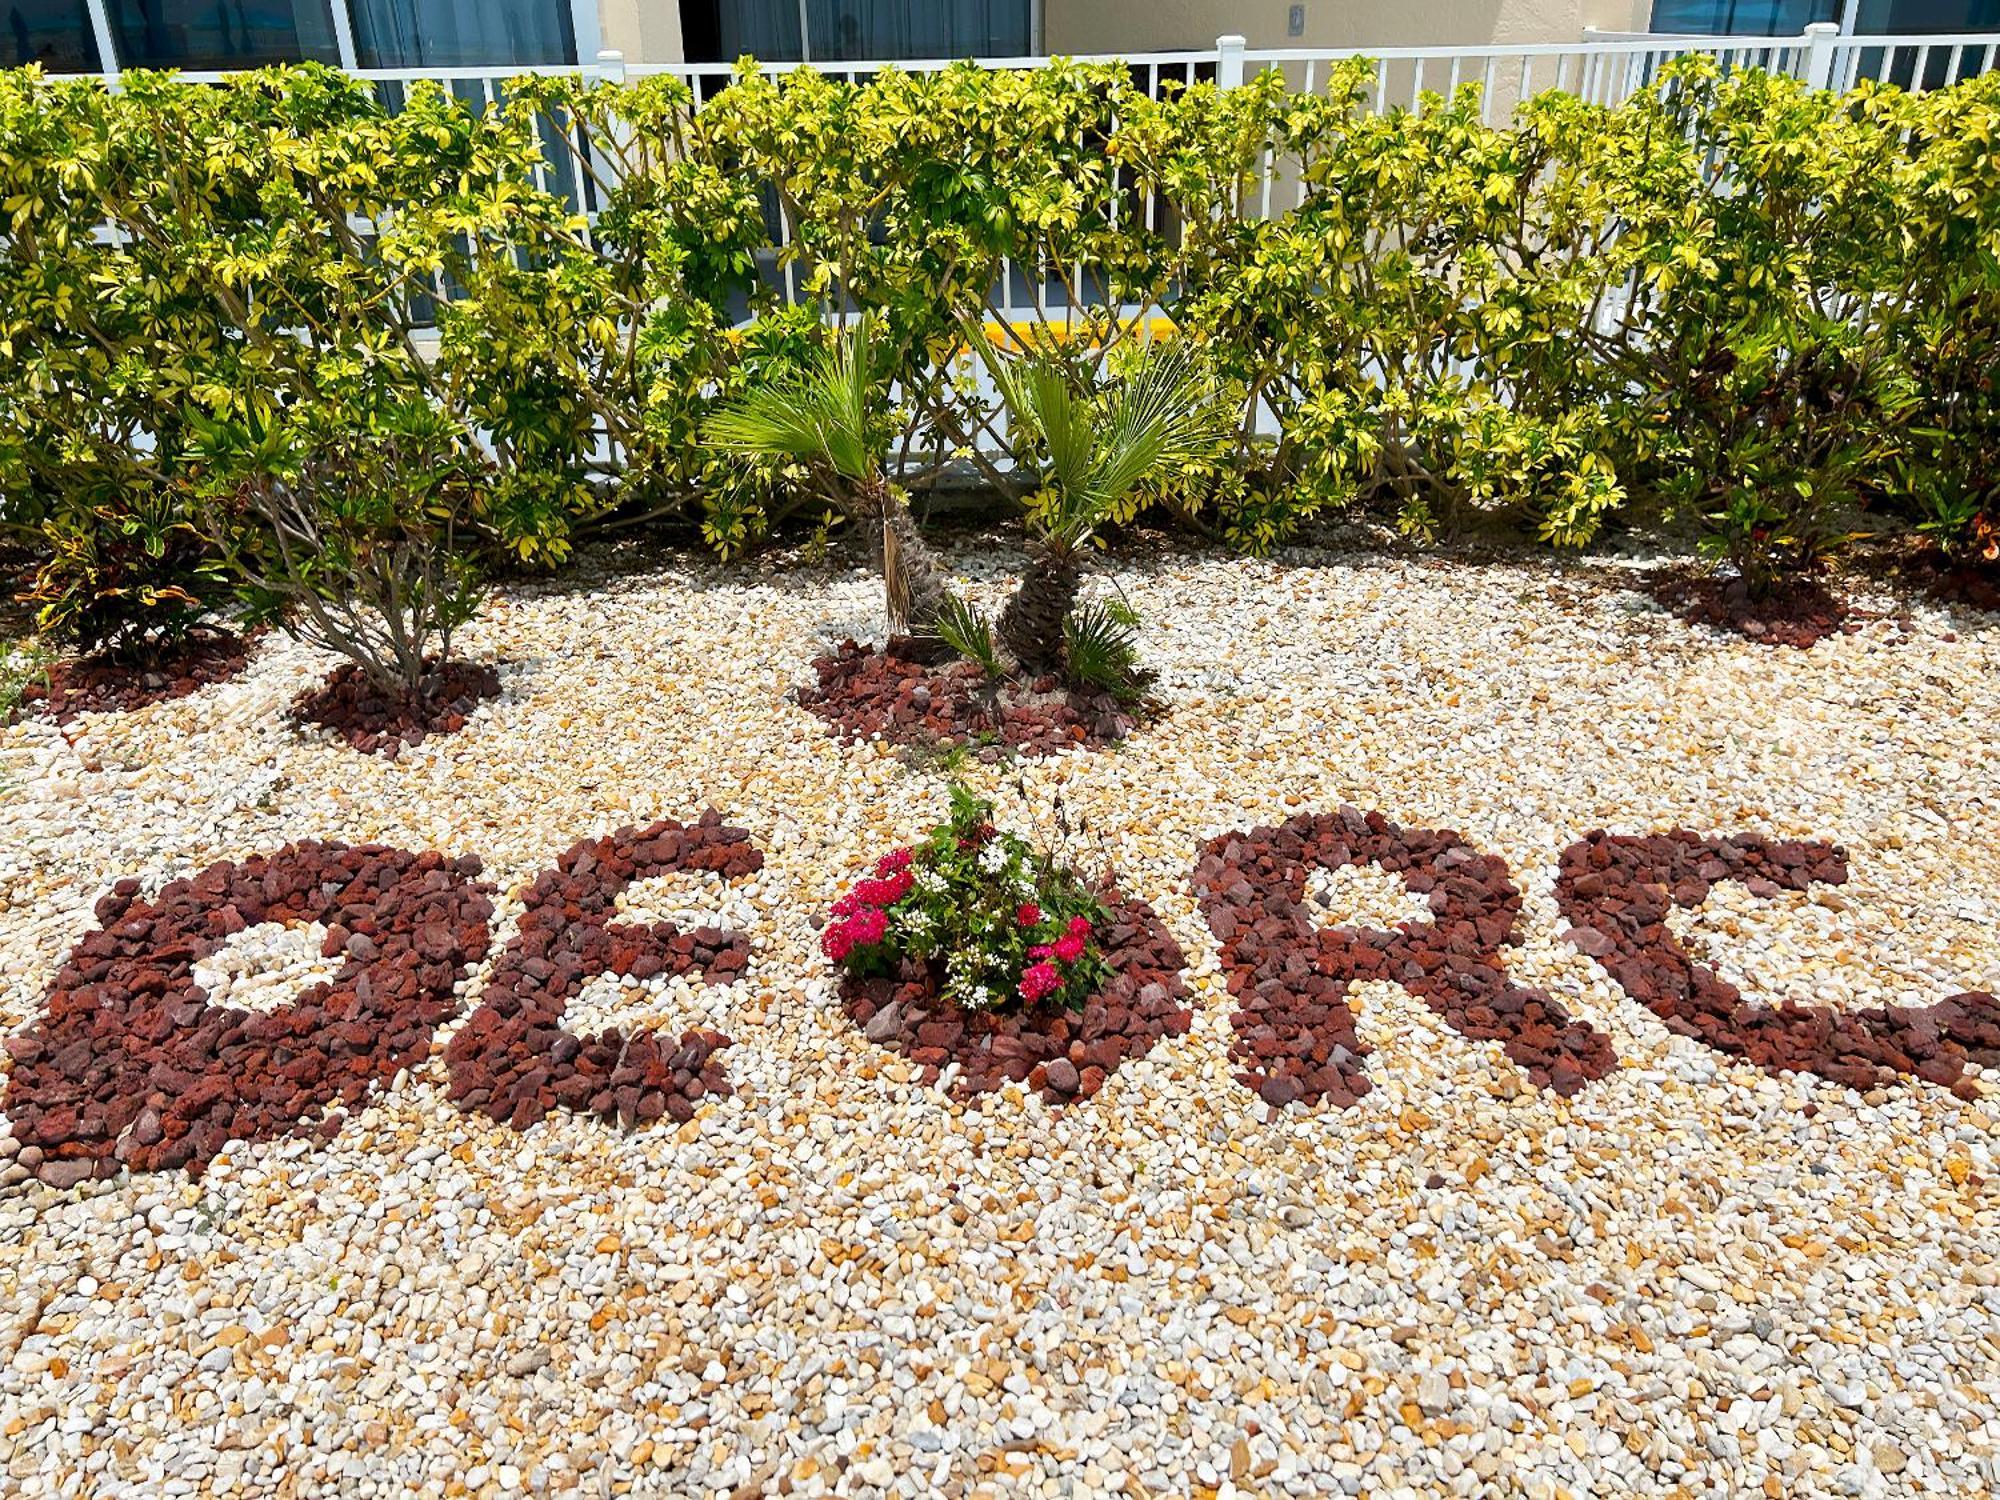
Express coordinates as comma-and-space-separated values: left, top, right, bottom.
1193, 808, 1619, 1111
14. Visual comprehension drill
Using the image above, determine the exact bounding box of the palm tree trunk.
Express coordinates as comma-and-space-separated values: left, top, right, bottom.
857, 476, 950, 639
997, 543, 1079, 672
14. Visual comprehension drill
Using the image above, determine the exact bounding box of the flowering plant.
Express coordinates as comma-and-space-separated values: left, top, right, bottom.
821, 785, 1111, 1012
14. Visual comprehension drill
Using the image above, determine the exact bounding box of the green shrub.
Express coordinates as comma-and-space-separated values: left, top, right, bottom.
2, 55, 1999, 603
190, 393, 489, 702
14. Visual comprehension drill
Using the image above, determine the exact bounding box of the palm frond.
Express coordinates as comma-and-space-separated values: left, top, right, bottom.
935, 593, 1004, 680
978, 331, 1235, 553
1063, 599, 1148, 702
705, 315, 882, 485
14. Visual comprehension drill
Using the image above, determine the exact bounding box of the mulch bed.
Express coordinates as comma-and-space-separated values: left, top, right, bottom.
13, 627, 256, 724
1556, 830, 2000, 1097
2, 843, 494, 1183
838, 890, 1192, 1106
1916, 557, 2000, 615
1194, 807, 1620, 1111
1641, 569, 1888, 648
444, 813, 763, 1131
293, 658, 503, 758
798, 638, 1147, 757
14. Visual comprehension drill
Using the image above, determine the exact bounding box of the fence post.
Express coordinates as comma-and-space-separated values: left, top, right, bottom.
1217, 34, 1247, 89
592, 48, 627, 85
1801, 21, 1839, 89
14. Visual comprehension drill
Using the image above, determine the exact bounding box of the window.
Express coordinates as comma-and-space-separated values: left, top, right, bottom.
1649, 0, 1999, 28
107, 0, 341, 68
1648, 0, 1837, 32
3, 0, 98, 69
348, 0, 576, 68
676, 0, 1033, 64
1851, 0, 2000, 29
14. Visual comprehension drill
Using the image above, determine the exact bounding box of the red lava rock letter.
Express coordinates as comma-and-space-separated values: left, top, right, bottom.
1555, 830, 2000, 1095
1194, 807, 1619, 1110
2, 843, 494, 1181
444, 812, 763, 1131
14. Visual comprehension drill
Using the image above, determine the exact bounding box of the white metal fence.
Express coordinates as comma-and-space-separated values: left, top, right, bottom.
72, 25, 2000, 118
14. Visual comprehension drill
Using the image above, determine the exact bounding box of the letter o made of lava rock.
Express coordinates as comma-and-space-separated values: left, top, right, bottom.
1193, 808, 1619, 1109
444, 812, 763, 1131
2, 843, 494, 1181
1556, 830, 2000, 1095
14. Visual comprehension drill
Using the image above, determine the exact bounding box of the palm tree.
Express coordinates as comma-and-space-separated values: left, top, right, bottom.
975, 332, 1234, 673
707, 315, 952, 638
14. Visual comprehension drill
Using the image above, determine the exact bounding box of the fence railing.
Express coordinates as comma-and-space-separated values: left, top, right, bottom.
63, 25, 2000, 117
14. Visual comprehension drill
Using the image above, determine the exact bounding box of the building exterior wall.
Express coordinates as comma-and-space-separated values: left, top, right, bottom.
610, 0, 1655, 66
598, 0, 683, 64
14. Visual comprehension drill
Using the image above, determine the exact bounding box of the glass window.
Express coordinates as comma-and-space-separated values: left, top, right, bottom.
1648, 0, 1838, 31
805, 0, 1031, 61
348, 0, 577, 68
677, 0, 1031, 64
1851, 0, 2000, 29
676, 0, 801, 62
107, 0, 340, 68
3, 0, 99, 69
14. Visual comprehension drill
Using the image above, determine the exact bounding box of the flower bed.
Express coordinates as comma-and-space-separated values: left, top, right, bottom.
823, 789, 1190, 1103
797, 639, 1144, 758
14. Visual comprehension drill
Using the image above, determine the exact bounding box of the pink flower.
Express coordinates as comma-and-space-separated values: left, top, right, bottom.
1017, 903, 1042, 927
875, 847, 913, 876
1053, 932, 1086, 964
1028, 943, 1054, 961
1066, 916, 1092, 939
853, 869, 911, 908
830, 893, 860, 919
849, 906, 888, 945
821, 926, 854, 962
1018, 961, 1062, 1003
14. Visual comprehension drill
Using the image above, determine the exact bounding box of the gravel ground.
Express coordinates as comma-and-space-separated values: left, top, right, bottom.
1, 543, 1996, 1499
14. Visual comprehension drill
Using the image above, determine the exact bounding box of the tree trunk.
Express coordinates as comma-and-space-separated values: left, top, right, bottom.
997, 543, 1079, 673
857, 476, 950, 640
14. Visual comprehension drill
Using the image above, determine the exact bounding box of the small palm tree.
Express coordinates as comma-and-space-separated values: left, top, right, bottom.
707, 315, 951, 638
975, 332, 1234, 675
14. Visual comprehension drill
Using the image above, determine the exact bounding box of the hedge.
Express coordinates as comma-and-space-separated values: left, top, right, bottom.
1, 55, 1997, 647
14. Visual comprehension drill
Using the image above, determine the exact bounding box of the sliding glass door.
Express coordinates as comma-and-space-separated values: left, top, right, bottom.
677, 0, 1033, 64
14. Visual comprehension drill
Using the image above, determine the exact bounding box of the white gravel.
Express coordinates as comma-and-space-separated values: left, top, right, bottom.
1, 542, 1996, 1499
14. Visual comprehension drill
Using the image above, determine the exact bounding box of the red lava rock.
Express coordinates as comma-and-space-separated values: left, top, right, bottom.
444, 811, 763, 1131
839, 890, 1192, 1106
1556, 830, 2000, 1094
2, 843, 494, 1178
1917, 556, 2000, 614
1193, 807, 1619, 1111
292, 658, 503, 758
796, 638, 1149, 758
13, 627, 256, 724
1642, 570, 1889, 650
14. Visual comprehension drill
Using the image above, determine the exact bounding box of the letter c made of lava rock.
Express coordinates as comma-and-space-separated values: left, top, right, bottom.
1193, 807, 1619, 1110
1555, 830, 2000, 1095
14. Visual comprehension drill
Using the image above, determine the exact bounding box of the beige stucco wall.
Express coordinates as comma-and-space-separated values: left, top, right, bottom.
596, 0, 683, 64
607, 0, 1656, 66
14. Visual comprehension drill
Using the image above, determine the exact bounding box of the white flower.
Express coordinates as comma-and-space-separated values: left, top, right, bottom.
978, 844, 1007, 875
